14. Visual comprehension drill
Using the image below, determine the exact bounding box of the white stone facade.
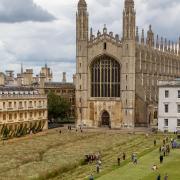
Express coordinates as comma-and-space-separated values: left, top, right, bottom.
158, 80, 180, 132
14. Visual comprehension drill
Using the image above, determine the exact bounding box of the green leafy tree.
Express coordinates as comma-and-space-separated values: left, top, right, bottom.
48, 91, 71, 121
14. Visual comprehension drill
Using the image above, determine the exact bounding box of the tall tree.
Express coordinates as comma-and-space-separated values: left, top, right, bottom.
48, 91, 71, 121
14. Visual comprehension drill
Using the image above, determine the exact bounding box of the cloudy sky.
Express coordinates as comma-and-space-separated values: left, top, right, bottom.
0, 0, 180, 81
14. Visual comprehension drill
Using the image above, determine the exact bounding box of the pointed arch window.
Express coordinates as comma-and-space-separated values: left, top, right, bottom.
91, 55, 121, 97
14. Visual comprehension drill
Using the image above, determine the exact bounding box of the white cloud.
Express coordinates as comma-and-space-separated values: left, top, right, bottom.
0, 0, 180, 82
0, 0, 56, 23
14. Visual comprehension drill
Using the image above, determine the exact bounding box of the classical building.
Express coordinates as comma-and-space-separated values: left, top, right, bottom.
0, 86, 48, 137
44, 81, 75, 119
158, 80, 180, 132
75, 0, 180, 128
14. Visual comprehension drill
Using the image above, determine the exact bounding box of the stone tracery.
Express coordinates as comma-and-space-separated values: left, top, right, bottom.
91, 55, 121, 98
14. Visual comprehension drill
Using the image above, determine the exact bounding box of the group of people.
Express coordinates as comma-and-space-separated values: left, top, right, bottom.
155, 137, 173, 180
159, 138, 171, 164
89, 152, 126, 180
88, 136, 175, 180
59, 126, 84, 134
85, 153, 101, 164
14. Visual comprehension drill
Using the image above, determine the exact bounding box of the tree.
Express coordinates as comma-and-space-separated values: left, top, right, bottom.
47, 91, 71, 121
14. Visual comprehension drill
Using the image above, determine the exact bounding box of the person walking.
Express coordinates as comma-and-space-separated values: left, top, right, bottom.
123, 152, 126, 160
171, 138, 174, 149
154, 139, 157, 146
160, 153, 164, 164
97, 159, 102, 167
117, 156, 121, 166
134, 154, 138, 164
163, 146, 166, 157
157, 174, 161, 180
166, 137, 169, 143
163, 139, 166, 145
96, 164, 100, 173
164, 173, 168, 180
131, 153, 134, 162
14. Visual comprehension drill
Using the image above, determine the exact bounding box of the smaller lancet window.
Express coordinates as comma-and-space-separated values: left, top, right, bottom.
104, 42, 107, 50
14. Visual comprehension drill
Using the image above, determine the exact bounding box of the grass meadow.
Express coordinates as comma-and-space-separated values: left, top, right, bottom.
0, 128, 176, 180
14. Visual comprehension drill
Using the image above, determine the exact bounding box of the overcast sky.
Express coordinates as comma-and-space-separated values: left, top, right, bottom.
0, 0, 180, 82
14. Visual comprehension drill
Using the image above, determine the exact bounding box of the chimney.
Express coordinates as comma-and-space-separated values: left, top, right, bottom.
62, 72, 66, 83
0, 73, 5, 86
73, 74, 76, 85
39, 73, 46, 94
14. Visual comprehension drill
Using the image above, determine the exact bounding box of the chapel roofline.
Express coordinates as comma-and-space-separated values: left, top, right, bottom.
136, 25, 180, 57
88, 25, 122, 47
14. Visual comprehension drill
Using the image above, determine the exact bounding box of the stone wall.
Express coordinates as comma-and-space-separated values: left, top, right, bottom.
87, 100, 123, 128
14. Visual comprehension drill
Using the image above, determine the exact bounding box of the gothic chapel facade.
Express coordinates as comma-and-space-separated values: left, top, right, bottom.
76, 0, 180, 128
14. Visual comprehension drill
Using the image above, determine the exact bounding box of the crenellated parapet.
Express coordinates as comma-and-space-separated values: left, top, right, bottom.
136, 25, 180, 56
88, 25, 122, 47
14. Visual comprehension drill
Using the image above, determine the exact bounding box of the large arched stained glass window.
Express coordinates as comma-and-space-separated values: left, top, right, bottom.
91, 55, 121, 97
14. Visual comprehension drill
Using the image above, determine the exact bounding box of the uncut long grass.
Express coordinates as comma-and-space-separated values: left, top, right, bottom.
0, 129, 169, 180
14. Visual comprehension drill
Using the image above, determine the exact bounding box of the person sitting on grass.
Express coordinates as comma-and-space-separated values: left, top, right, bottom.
152, 164, 158, 171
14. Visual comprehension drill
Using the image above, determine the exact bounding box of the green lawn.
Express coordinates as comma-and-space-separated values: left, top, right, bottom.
98, 149, 180, 180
